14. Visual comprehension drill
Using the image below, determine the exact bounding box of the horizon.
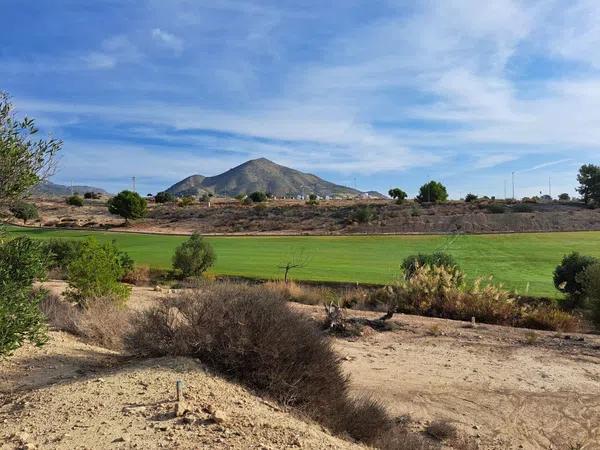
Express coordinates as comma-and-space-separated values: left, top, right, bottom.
3, 1, 599, 198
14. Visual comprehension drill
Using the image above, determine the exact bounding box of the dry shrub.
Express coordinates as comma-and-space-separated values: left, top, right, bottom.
391, 265, 578, 331
40, 292, 131, 351
426, 420, 457, 441
263, 280, 331, 305
121, 265, 151, 285
373, 424, 441, 450
126, 282, 392, 443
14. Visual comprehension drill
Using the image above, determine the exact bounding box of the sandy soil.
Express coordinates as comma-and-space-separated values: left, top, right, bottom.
12, 197, 600, 235
2, 282, 600, 449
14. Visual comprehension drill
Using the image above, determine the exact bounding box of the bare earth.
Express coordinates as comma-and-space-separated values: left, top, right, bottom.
1, 282, 600, 449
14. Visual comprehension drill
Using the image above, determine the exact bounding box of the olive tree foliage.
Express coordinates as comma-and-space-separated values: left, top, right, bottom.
0, 92, 61, 205
172, 233, 216, 278
388, 188, 407, 204
416, 181, 448, 203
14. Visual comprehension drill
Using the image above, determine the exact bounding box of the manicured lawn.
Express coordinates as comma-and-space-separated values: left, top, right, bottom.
5, 226, 600, 297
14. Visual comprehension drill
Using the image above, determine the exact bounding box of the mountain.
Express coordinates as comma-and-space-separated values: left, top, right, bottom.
165, 158, 365, 198
31, 181, 109, 197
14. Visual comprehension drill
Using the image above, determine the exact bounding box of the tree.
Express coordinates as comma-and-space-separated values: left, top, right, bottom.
578, 263, 600, 327
65, 238, 132, 306
0, 237, 48, 356
0, 92, 61, 205
558, 193, 570, 201
464, 193, 478, 202
10, 201, 38, 224
554, 252, 599, 308
248, 191, 267, 203
577, 164, 600, 205
416, 181, 448, 203
107, 190, 147, 223
66, 194, 84, 207
278, 250, 309, 283
155, 191, 175, 203
172, 233, 216, 278
388, 188, 408, 204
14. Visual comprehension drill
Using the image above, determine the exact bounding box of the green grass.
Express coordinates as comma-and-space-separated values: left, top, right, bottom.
5, 226, 600, 297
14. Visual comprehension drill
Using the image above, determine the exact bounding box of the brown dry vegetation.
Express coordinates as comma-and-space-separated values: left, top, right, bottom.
13, 197, 600, 235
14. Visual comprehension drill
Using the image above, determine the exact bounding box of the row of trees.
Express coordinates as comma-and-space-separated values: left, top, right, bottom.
388, 181, 448, 204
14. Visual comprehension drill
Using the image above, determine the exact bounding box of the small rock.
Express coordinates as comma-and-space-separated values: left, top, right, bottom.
113, 436, 130, 443
175, 401, 189, 417
210, 410, 227, 424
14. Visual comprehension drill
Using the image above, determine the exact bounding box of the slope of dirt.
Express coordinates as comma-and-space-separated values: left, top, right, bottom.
13, 198, 600, 235
316, 308, 600, 450
0, 333, 363, 450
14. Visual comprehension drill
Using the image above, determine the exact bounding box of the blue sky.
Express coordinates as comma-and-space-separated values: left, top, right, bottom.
2, 0, 599, 197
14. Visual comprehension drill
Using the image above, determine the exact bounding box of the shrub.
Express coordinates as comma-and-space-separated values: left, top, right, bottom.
402, 252, 460, 280
354, 205, 374, 223
65, 238, 131, 306
40, 292, 131, 351
390, 265, 577, 331
0, 237, 48, 356
426, 420, 457, 441
83, 191, 101, 199
10, 201, 38, 224
486, 203, 505, 214
416, 181, 448, 203
107, 190, 147, 222
66, 195, 84, 207
554, 252, 599, 308
464, 193, 478, 203
172, 232, 216, 278
154, 191, 175, 203
248, 191, 267, 203
513, 203, 533, 213
410, 205, 421, 217
306, 193, 319, 205
388, 188, 408, 204
126, 283, 393, 443
121, 265, 152, 286
578, 263, 600, 327
558, 193, 570, 201
42, 238, 85, 272
178, 196, 195, 207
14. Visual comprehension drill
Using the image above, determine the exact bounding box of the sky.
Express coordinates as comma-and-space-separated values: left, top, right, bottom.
1, 0, 599, 198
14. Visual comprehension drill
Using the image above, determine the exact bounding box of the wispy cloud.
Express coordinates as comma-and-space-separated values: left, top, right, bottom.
151, 28, 184, 55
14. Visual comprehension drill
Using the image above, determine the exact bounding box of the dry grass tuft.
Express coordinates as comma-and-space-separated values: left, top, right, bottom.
426, 420, 458, 441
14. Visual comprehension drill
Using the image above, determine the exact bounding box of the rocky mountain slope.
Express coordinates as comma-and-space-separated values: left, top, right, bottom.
165, 158, 373, 198
32, 181, 108, 197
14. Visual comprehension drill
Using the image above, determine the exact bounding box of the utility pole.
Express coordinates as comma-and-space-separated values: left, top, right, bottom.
132, 176, 136, 193
70, 181, 74, 196
549, 176, 552, 198
511, 171, 515, 200
504, 179, 507, 200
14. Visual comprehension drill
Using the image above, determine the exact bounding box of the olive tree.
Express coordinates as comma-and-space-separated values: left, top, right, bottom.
107, 190, 147, 223
577, 164, 600, 205
416, 181, 448, 203
9, 201, 38, 224
172, 233, 216, 278
388, 188, 407, 204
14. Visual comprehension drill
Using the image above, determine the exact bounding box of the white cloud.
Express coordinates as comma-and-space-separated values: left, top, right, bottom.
151, 28, 184, 55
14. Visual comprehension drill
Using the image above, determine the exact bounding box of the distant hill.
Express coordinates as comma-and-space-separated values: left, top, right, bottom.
31, 181, 109, 197
165, 158, 373, 198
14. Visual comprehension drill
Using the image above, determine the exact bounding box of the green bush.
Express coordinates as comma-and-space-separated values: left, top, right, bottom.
464, 193, 478, 202
154, 191, 175, 203
416, 180, 448, 203
486, 203, 505, 214
248, 191, 267, 203
577, 263, 600, 327
10, 200, 38, 224
388, 188, 407, 204
65, 238, 131, 306
66, 195, 84, 207
0, 237, 48, 356
172, 233, 216, 278
306, 193, 319, 205
513, 203, 533, 213
402, 252, 460, 280
178, 196, 195, 207
42, 238, 85, 271
107, 190, 147, 222
354, 206, 374, 223
554, 252, 599, 308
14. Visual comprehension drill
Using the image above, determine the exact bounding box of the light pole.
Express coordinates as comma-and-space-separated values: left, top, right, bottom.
511, 172, 515, 200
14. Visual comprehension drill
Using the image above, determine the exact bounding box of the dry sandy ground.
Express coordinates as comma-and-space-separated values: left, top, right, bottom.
2, 282, 600, 449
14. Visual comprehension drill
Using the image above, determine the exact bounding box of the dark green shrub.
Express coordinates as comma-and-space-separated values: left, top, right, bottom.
178, 196, 194, 207
172, 233, 216, 277
558, 193, 570, 201
306, 194, 319, 205
66, 195, 84, 207
65, 238, 131, 306
577, 263, 600, 327
42, 238, 85, 271
554, 252, 598, 308
354, 206, 374, 223
402, 252, 460, 280
486, 203, 505, 214
107, 190, 147, 222
416, 181, 448, 203
0, 237, 48, 356
248, 191, 267, 203
464, 193, 478, 202
10, 201, 38, 224
154, 191, 175, 203
83, 191, 101, 199
513, 203, 533, 213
